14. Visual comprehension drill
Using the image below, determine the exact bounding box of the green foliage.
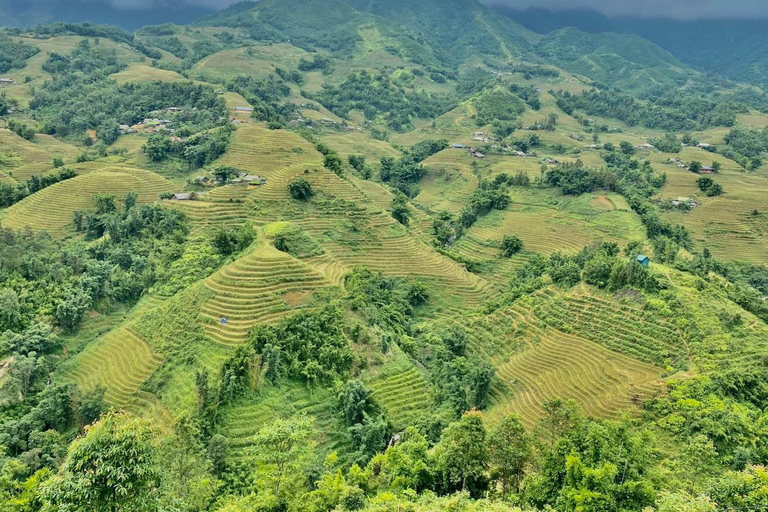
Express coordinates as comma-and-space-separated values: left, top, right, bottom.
555, 88, 737, 131
211, 224, 255, 256
6, 119, 35, 141
288, 178, 314, 200
500, 235, 523, 257
488, 414, 531, 496
391, 193, 410, 226
649, 133, 682, 153
697, 176, 724, 197
267, 222, 324, 259
40, 411, 159, 512
434, 411, 489, 498
313, 71, 455, 132
250, 304, 354, 387
250, 416, 316, 504
0, 35, 39, 73
472, 87, 526, 126
344, 267, 424, 332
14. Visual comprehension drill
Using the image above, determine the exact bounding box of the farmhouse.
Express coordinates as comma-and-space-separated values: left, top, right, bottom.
232, 106, 254, 112
700, 166, 714, 173
470, 149, 485, 159
242, 175, 267, 185
637, 255, 650, 267
696, 143, 712, 149
171, 193, 192, 201
637, 143, 655, 150
0, 78, 14, 84
451, 143, 466, 149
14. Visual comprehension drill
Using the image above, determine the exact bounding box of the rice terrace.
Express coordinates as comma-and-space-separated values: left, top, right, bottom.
2, 0, 768, 510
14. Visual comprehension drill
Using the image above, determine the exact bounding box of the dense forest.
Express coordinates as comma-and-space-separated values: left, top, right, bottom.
1, 1, 768, 511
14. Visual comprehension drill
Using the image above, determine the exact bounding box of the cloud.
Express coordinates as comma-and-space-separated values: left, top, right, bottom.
483, 0, 768, 20
23, 0, 768, 19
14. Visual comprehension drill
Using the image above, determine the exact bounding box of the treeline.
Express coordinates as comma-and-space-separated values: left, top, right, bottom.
0, 35, 39, 73
0, 167, 76, 207
311, 71, 456, 132
31, 75, 228, 144
722, 126, 768, 170
379, 139, 448, 196
227, 74, 295, 127
555, 88, 740, 131
11, 22, 161, 59
143, 125, 233, 169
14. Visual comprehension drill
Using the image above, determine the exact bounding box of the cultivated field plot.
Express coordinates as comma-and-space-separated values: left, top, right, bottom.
59, 326, 171, 423
0, 130, 78, 182
464, 195, 644, 258
201, 243, 332, 346
477, 288, 666, 427
659, 164, 768, 264
364, 348, 432, 430
111, 63, 188, 84
416, 150, 478, 213
2, 167, 174, 237
219, 385, 349, 461
215, 124, 323, 177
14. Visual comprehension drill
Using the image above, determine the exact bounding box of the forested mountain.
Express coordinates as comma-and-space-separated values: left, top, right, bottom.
1, 1, 768, 511
497, 6, 768, 90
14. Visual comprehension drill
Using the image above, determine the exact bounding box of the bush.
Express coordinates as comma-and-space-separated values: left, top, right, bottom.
288, 178, 314, 200
500, 235, 523, 257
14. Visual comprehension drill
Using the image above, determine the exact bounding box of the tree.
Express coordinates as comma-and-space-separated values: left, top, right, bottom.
251, 416, 316, 505
434, 411, 489, 498
288, 178, 314, 200
488, 414, 531, 495
711, 161, 722, 173
40, 410, 159, 512
207, 435, 229, 476
500, 235, 523, 257
338, 380, 377, 426
391, 193, 410, 226
0, 288, 22, 330
680, 435, 717, 494
158, 418, 219, 512
619, 141, 635, 155
688, 161, 702, 174
348, 155, 366, 172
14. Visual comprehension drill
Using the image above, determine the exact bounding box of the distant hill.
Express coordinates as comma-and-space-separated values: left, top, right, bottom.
198, 0, 538, 67
496, 6, 768, 89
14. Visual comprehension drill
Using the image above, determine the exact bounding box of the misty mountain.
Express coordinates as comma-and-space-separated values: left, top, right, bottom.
498, 6, 768, 89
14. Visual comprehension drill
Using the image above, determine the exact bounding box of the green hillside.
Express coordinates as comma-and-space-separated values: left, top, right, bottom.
2, 3, 768, 511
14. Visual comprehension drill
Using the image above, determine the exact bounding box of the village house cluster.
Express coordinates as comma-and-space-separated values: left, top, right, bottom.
452, 132, 537, 160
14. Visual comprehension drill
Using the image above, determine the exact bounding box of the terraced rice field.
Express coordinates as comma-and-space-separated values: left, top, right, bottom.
534, 290, 688, 368
660, 165, 768, 264
201, 243, 332, 346
60, 326, 171, 423
487, 327, 663, 427
219, 386, 349, 461
416, 150, 478, 213
2, 167, 173, 237
468, 288, 666, 427
367, 354, 432, 430
0, 130, 77, 182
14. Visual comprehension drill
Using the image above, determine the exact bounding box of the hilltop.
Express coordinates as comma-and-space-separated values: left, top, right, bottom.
1, 1, 768, 510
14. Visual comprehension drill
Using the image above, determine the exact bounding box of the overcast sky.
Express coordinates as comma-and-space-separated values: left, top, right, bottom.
32, 0, 768, 20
